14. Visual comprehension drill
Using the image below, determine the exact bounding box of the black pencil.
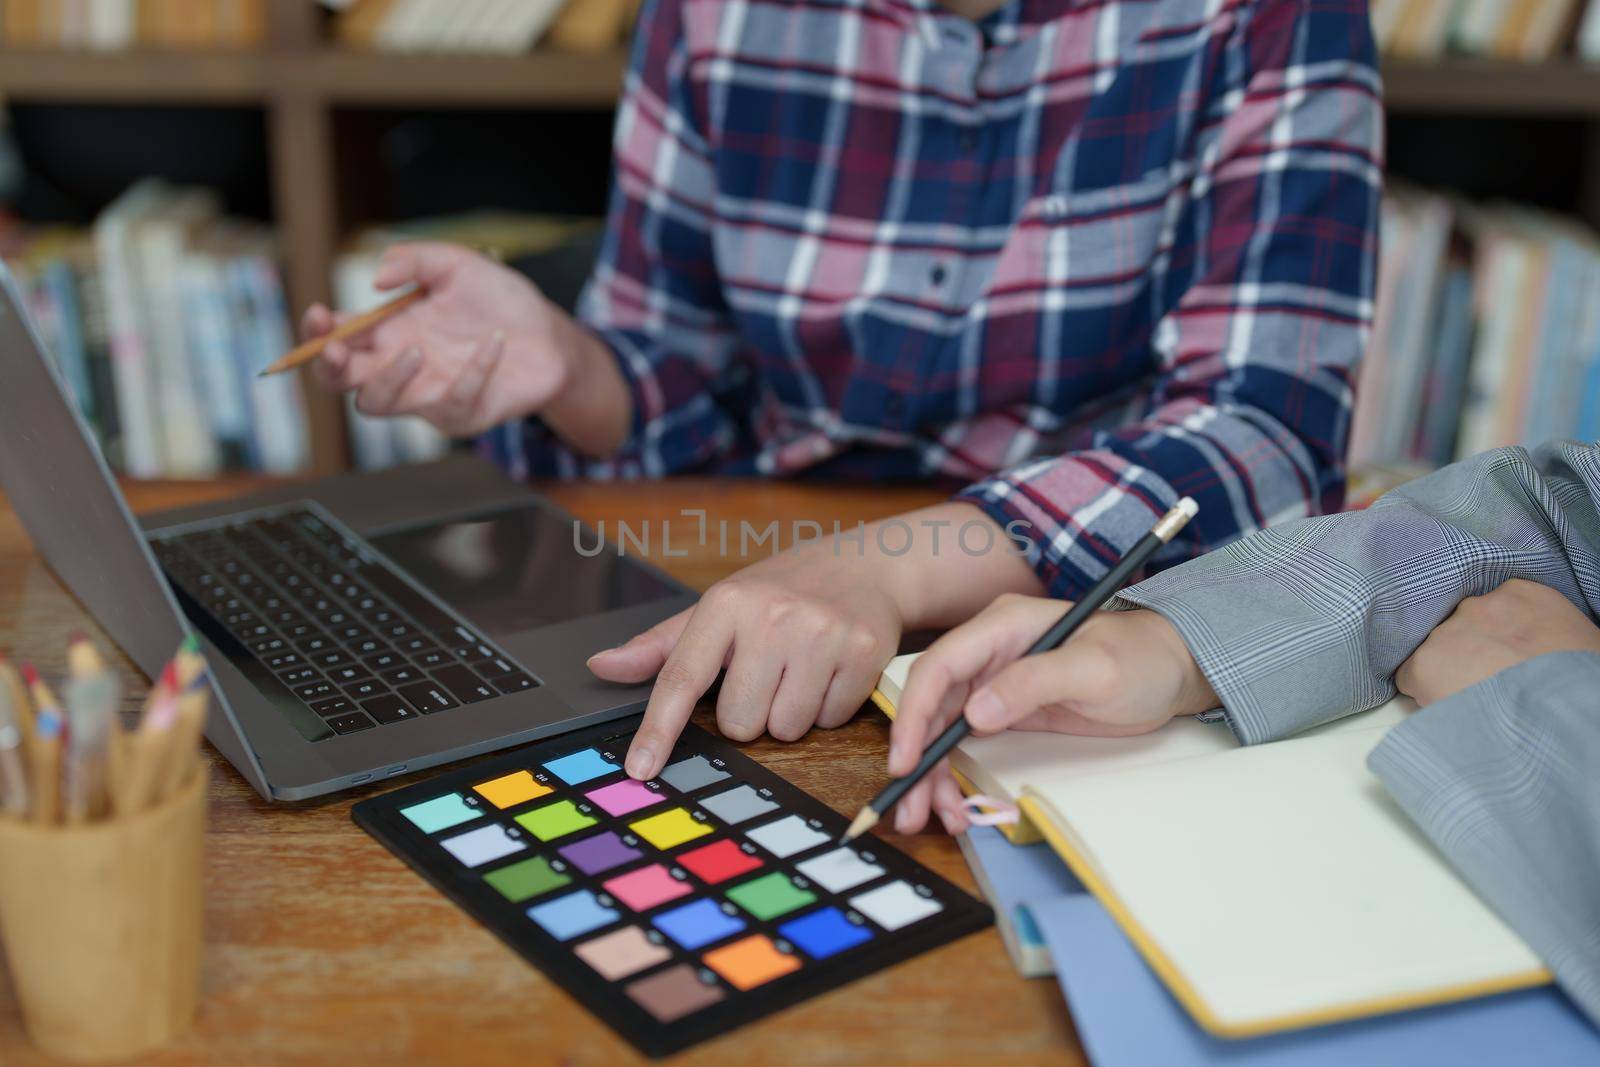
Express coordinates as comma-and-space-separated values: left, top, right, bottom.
840, 496, 1199, 844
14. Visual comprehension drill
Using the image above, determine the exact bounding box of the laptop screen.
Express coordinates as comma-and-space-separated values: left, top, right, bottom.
0, 265, 189, 678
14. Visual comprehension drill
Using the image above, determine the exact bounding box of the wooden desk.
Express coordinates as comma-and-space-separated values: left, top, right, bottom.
0, 478, 1082, 1066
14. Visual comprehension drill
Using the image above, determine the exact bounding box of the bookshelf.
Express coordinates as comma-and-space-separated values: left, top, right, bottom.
3, 8, 1599, 475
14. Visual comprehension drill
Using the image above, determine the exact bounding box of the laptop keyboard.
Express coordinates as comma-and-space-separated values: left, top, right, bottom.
150, 503, 538, 742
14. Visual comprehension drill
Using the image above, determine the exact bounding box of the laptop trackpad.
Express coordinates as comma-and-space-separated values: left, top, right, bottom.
368, 503, 680, 643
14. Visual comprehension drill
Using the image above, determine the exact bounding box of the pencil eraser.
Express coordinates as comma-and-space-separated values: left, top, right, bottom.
1177, 497, 1199, 518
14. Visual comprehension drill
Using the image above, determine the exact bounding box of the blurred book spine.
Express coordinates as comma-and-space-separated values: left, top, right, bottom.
1349, 186, 1600, 474
1373, 0, 1600, 61
332, 211, 595, 471
331, 0, 637, 54
0, 0, 268, 48
2, 178, 310, 478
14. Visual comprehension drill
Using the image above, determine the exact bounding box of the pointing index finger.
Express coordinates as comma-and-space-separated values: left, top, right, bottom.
625, 607, 735, 780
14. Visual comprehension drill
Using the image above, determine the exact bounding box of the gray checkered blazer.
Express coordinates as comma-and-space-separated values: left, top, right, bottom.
1118, 441, 1600, 1028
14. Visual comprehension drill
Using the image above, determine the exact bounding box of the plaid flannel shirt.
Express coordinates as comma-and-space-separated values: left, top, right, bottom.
487, 0, 1383, 599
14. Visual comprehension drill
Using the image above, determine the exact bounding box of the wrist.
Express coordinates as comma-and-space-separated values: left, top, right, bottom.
540, 312, 633, 458
1143, 610, 1219, 717
868, 504, 1044, 630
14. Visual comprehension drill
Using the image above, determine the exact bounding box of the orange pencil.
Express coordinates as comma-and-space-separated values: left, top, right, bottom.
256, 288, 423, 378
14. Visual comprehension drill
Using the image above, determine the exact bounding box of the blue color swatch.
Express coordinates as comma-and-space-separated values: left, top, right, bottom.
544, 748, 619, 786
778, 907, 874, 960
527, 889, 620, 942
652, 898, 746, 950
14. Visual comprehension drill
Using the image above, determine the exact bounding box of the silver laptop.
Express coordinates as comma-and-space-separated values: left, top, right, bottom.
0, 264, 694, 801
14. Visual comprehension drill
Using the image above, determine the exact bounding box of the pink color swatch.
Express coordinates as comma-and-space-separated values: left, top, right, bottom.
586, 778, 667, 817
603, 863, 694, 912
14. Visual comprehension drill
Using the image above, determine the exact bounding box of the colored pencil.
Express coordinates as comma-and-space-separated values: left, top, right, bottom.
0, 678, 27, 817
23, 663, 64, 825
256, 287, 423, 378
841, 497, 1201, 844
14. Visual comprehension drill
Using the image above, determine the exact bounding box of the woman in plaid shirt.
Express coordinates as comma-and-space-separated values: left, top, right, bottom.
301, 0, 1381, 775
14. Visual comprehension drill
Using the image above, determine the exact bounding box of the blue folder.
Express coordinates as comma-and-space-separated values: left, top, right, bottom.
959, 827, 1600, 1065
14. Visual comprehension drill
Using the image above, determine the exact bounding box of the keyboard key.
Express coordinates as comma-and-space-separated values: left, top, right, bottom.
361, 694, 418, 725
222, 609, 258, 628
296, 680, 336, 701
367, 609, 399, 627
313, 649, 352, 669
327, 711, 376, 735
280, 667, 320, 686
363, 651, 403, 672
490, 672, 537, 694
329, 665, 371, 685
344, 679, 386, 700
310, 696, 355, 717
397, 682, 459, 714
451, 644, 495, 663
430, 664, 496, 704
297, 635, 335, 655
351, 638, 386, 657
380, 666, 422, 686
484, 656, 516, 676
381, 622, 414, 640
264, 651, 303, 672
416, 649, 450, 668
250, 637, 287, 656
398, 636, 438, 655
334, 624, 371, 643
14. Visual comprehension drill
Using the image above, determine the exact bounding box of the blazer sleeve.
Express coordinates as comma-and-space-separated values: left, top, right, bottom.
1367, 650, 1600, 1029
1113, 441, 1600, 743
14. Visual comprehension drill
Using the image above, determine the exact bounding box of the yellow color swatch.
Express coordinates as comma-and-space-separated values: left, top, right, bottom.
474, 770, 553, 810
630, 807, 713, 851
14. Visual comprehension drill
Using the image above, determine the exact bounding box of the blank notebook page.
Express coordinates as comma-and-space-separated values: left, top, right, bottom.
1031, 725, 1545, 1033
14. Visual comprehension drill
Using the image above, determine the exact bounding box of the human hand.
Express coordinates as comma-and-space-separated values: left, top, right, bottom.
1395, 578, 1600, 706
300, 241, 628, 453
887, 593, 1218, 835
590, 542, 903, 779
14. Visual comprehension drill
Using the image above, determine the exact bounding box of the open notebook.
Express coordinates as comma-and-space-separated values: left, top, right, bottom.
871, 652, 1551, 1038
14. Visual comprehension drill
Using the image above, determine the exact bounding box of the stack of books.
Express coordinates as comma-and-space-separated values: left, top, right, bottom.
1, 180, 310, 479
332, 212, 597, 470
0, 1, 268, 49
1372, 0, 1600, 61
1350, 187, 1600, 472
333, 0, 640, 55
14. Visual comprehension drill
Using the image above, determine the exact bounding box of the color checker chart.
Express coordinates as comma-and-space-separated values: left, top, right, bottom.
352, 719, 990, 1057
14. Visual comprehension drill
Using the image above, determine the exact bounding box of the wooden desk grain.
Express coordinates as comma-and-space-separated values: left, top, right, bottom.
0, 478, 1082, 1067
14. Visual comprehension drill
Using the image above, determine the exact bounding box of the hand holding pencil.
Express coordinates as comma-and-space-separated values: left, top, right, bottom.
854, 499, 1209, 838
285, 241, 632, 453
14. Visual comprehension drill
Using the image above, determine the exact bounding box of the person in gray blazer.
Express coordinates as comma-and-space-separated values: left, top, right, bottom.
889, 439, 1600, 1027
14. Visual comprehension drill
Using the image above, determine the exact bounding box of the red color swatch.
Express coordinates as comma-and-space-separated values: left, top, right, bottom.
677, 839, 763, 885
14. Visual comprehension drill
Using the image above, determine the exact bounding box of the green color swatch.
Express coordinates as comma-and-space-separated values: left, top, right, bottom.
483, 856, 572, 903
400, 793, 482, 835
515, 799, 598, 842
725, 871, 817, 921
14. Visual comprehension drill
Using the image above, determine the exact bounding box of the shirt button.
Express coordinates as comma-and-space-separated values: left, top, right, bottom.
930, 264, 947, 287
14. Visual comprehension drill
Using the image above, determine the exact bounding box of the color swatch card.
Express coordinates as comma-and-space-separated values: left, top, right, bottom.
352, 719, 990, 1057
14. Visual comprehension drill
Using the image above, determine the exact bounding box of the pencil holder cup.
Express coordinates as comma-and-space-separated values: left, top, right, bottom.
0, 769, 206, 1062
